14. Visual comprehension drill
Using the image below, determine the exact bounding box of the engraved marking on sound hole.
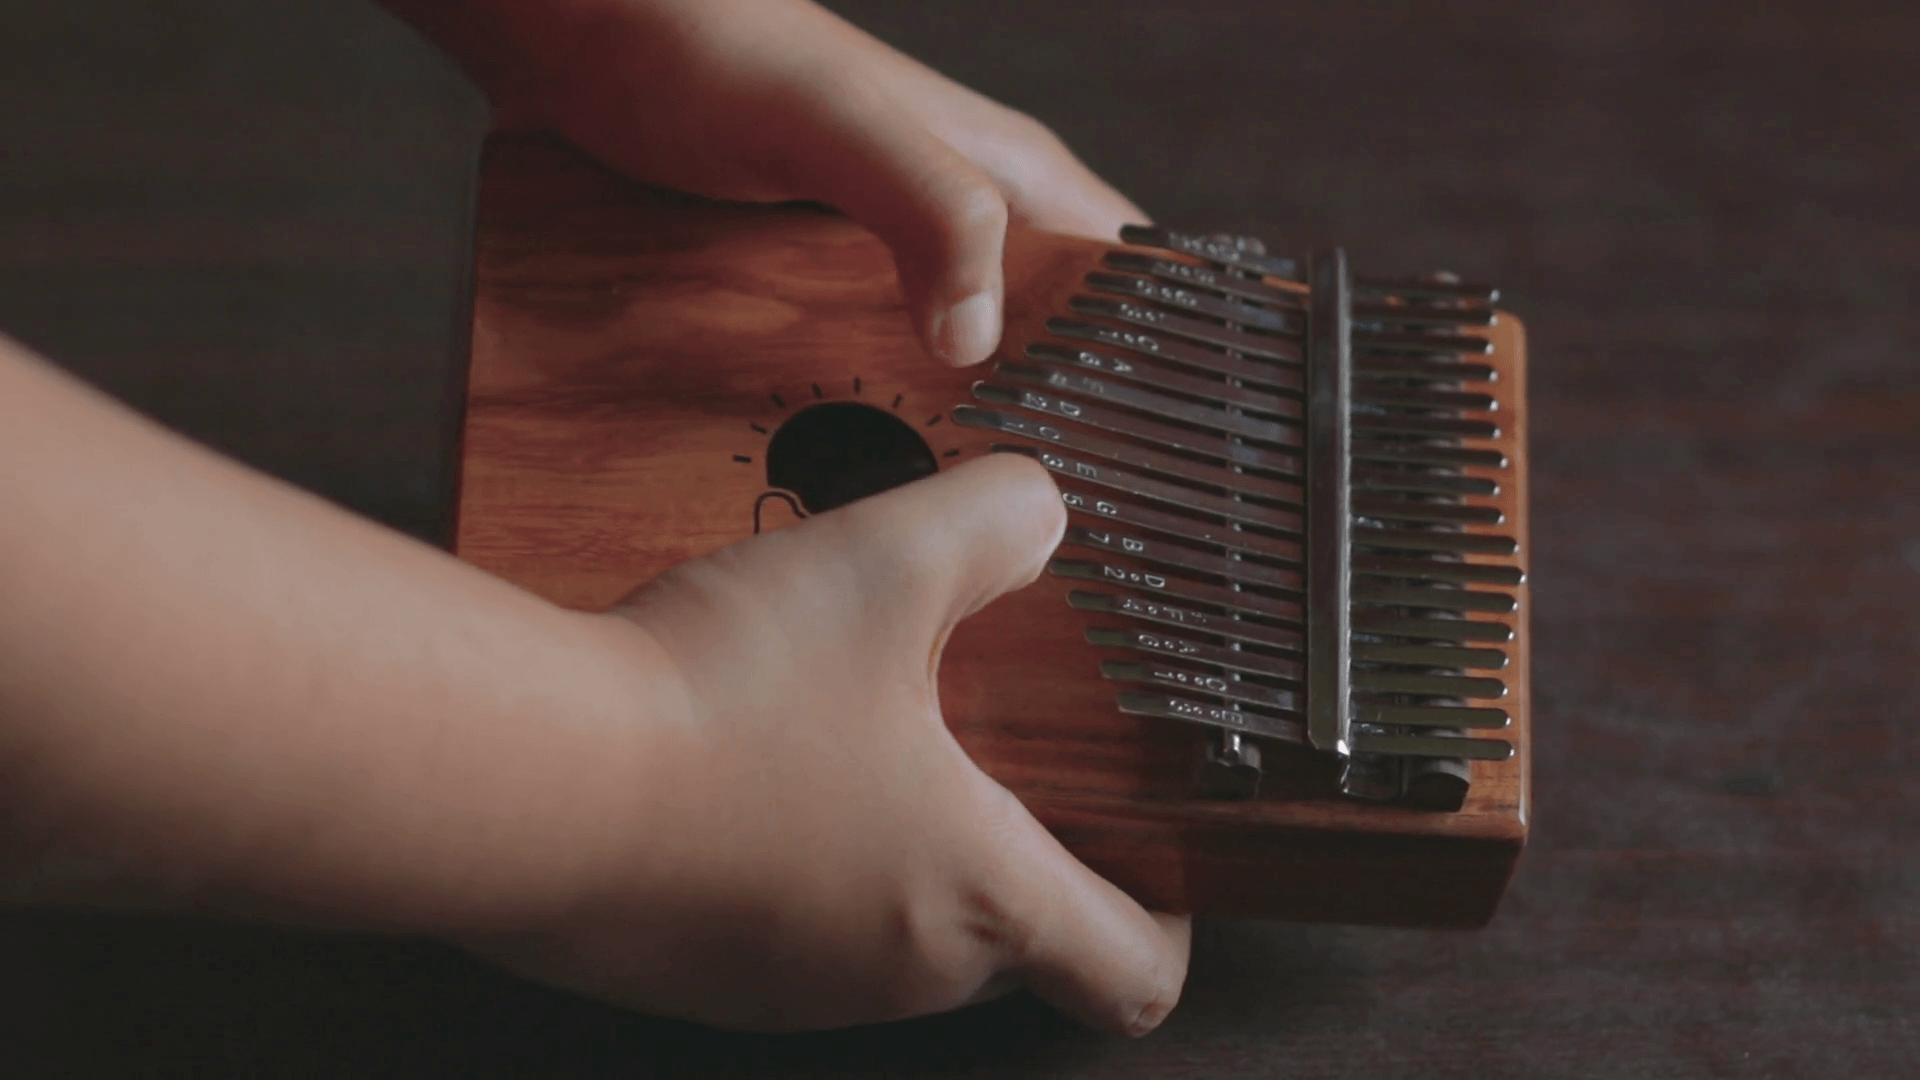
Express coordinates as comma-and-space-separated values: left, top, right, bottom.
765, 401, 939, 514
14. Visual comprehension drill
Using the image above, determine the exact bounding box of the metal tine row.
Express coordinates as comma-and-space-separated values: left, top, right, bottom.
976, 231, 1524, 773
996, 360, 1304, 447
1115, 225, 1502, 306
1068, 591, 1303, 652
1087, 628, 1302, 684
1103, 660, 1300, 715
1117, 692, 1307, 746
968, 384, 1301, 475
989, 361, 1494, 595
1020, 338, 1487, 423
1051, 558, 1303, 622
1098, 255, 1498, 334
1070, 292, 1493, 364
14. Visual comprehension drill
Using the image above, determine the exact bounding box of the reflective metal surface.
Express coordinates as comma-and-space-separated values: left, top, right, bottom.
973, 223, 1523, 806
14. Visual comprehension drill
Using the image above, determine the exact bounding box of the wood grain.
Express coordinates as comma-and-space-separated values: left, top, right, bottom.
456, 135, 1531, 926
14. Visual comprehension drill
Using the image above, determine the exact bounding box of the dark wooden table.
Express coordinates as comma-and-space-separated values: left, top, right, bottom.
3, 1, 1915, 1075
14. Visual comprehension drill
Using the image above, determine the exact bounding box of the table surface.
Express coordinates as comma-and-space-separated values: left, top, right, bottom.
2, 1, 1914, 1076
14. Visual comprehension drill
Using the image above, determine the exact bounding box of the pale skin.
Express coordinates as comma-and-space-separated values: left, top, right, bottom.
0, 0, 1190, 1037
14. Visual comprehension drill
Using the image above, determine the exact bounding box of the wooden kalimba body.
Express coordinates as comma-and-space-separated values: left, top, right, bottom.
455, 137, 1531, 928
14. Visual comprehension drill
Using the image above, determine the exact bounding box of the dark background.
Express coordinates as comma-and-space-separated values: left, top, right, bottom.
2, 1, 1916, 1075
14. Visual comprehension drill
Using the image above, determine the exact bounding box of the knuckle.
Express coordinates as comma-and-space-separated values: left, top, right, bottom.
1002, 107, 1071, 155
926, 169, 1009, 244
957, 879, 1040, 966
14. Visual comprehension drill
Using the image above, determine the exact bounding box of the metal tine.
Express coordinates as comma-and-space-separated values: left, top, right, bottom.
1354, 414, 1501, 439
1353, 582, 1517, 613
1353, 612, 1513, 643
1070, 295, 1302, 362
1048, 318, 1304, 392
1118, 225, 1301, 280
1350, 732, 1512, 760
1354, 469, 1500, 497
1358, 704, 1510, 729
1061, 524, 1302, 589
1354, 329, 1493, 356
1025, 342, 1303, 421
1057, 486, 1301, 560
1354, 527, 1519, 557
1015, 447, 1302, 533
1353, 275, 1499, 304
1353, 671, 1507, 698
997, 361, 1303, 448
1102, 250, 1304, 310
1102, 660, 1302, 715
957, 404, 1302, 494
1354, 441, 1507, 469
1351, 642, 1508, 670
1069, 591, 1304, 651
973, 383, 1303, 475
1086, 271, 1299, 335
1353, 554, 1524, 586
1118, 692, 1307, 744
1355, 356, 1495, 381
1353, 300, 1496, 328
1355, 384, 1498, 411
1352, 497, 1504, 526
1050, 559, 1304, 622
1088, 628, 1304, 682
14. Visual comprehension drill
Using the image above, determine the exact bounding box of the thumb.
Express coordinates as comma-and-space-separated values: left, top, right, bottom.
830, 453, 1064, 633
768, 83, 1011, 367
838, 457, 1190, 1034
983, 787, 1193, 1036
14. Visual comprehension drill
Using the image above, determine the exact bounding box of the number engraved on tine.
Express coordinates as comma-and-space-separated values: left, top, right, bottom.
1137, 632, 1200, 657
1055, 491, 1123, 520
1081, 350, 1135, 373
1098, 565, 1168, 589
1150, 666, 1232, 693
1098, 327, 1160, 352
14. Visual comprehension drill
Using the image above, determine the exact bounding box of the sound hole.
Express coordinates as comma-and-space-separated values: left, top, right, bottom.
765, 401, 938, 514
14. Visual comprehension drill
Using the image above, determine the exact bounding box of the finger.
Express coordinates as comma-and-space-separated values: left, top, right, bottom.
760, 76, 1011, 367
999, 149, 1150, 242
970, 782, 1192, 1036
936, 106, 1151, 241
830, 453, 1065, 630
860, 50, 1149, 240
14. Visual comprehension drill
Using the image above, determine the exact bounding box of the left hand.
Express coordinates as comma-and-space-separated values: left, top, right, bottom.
389, 0, 1147, 367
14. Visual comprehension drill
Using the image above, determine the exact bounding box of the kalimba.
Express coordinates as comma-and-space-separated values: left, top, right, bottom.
454, 136, 1531, 928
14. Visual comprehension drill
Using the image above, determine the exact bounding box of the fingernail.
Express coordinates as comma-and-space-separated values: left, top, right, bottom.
931, 290, 1002, 367
1128, 994, 1175, 1037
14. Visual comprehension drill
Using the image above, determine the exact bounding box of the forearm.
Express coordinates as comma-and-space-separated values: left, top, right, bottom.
0, 337, 674, 935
